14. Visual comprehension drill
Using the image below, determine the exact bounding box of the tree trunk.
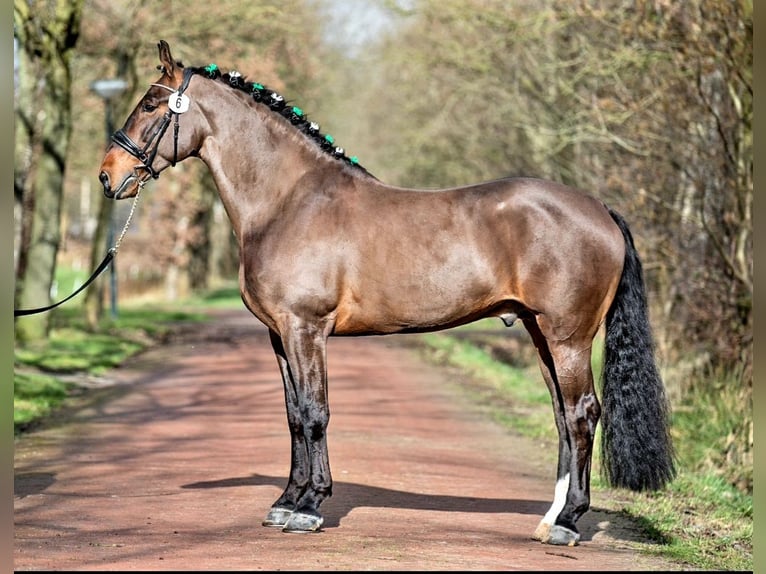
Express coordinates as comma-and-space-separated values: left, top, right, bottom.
187, 172, 216, 292
83, 193, 112, 328
209, 199, 239, 284
14, 0, 85, 343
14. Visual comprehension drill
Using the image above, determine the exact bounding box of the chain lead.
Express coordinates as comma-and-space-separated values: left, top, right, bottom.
112, 186, 142, 253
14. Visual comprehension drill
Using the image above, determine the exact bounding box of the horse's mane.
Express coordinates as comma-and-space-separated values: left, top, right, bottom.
185, 62, 371, 175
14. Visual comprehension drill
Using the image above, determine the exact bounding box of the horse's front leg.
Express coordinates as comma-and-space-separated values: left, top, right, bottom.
263, 321, 333, 533
261, 329, 309, 528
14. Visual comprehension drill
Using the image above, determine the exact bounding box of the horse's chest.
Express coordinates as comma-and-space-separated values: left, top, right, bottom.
239, 245, 344, 322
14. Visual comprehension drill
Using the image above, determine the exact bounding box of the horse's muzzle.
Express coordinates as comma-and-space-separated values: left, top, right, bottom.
101, 171, 142, 200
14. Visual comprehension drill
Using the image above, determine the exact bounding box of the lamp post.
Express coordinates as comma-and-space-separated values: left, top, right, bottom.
90, 78, 128, 319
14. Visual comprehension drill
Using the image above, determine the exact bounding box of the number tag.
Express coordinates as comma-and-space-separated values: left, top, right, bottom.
168, 92, 190, 113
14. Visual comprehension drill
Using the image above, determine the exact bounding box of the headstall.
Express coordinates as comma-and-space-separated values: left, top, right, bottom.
110, 67, 195, 180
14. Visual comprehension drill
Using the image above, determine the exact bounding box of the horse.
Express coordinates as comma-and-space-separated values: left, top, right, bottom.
98, 40, 675, 546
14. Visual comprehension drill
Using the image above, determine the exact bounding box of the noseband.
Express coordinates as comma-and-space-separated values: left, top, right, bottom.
110, 67, 195, 180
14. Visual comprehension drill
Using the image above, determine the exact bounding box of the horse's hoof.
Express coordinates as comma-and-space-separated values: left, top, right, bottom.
262, 506, 293, 528
532, 521, 551, 542
282, 510, 324, 533
544, 524, 581, 546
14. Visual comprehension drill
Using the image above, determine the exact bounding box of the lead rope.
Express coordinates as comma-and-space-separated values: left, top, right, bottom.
112, 184, 142, 254
14, 189, 142, 317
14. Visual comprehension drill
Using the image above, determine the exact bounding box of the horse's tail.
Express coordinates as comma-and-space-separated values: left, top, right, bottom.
599, 208, 676, 491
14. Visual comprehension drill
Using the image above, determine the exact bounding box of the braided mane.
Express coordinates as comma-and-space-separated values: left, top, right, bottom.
187, 63, 370, 174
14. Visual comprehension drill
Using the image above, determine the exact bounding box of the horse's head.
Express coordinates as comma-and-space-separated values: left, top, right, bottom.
99, 40, 199, 199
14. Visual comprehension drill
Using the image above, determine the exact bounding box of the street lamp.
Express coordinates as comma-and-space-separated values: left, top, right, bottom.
90, 78, 128, 319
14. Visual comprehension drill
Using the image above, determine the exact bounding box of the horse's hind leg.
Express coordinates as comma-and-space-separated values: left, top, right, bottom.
524, 317, 600, 546
524, 318, 573, 543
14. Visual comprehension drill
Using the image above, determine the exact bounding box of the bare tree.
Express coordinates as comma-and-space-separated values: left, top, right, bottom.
14, 0, 85, 343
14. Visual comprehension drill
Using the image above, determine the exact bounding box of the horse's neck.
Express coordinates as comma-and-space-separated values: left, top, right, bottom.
195, 89, 318, 238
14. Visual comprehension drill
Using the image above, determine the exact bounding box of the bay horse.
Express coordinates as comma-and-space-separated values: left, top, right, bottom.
98, 40, 675, 546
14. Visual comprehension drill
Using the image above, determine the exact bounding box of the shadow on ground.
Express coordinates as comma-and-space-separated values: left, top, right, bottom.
180, 472, 665, 545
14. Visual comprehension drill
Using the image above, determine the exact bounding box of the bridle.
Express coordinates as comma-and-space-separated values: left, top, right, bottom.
110, 67, 196, 181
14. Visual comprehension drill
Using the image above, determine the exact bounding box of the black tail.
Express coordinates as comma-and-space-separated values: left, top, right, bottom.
600, 208, 676, 491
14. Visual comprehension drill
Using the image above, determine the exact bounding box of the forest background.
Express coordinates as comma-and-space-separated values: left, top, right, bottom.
13, 0, 752, 500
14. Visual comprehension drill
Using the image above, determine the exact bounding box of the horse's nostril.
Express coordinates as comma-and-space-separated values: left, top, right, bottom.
99, 171, 110, 194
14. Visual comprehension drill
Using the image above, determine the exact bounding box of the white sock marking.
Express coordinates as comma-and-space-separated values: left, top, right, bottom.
541, 473, 570, 525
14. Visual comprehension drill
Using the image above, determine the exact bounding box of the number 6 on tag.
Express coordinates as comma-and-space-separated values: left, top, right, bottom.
168, 92, 190, 113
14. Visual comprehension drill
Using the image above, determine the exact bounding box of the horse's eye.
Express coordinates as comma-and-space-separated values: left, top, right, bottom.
142, 102, 158, 113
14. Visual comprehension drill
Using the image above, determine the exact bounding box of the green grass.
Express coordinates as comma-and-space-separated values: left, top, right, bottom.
594, 472, 753, 570
14, 371, 74, 428
180, 284, 244, 309
412, 324, 752, 571
671, 375, 753, 493
15, 328, 144, 374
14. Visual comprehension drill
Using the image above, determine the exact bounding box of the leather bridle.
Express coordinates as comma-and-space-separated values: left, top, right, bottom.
110, 67, 195, 180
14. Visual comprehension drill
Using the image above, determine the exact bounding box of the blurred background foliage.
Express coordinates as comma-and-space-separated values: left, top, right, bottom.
14, 0, 751, 493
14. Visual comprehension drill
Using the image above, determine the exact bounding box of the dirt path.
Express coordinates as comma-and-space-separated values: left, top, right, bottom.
14, 309, 682, 571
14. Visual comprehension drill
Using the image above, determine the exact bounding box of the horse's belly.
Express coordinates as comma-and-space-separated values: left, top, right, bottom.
333, 266, 504, 335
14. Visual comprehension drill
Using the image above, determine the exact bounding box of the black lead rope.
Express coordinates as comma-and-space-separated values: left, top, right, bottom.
15, 188, 143, 318
14, 250, 116, 317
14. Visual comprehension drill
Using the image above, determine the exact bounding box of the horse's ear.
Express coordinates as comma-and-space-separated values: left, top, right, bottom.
157, 40, 176, 79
